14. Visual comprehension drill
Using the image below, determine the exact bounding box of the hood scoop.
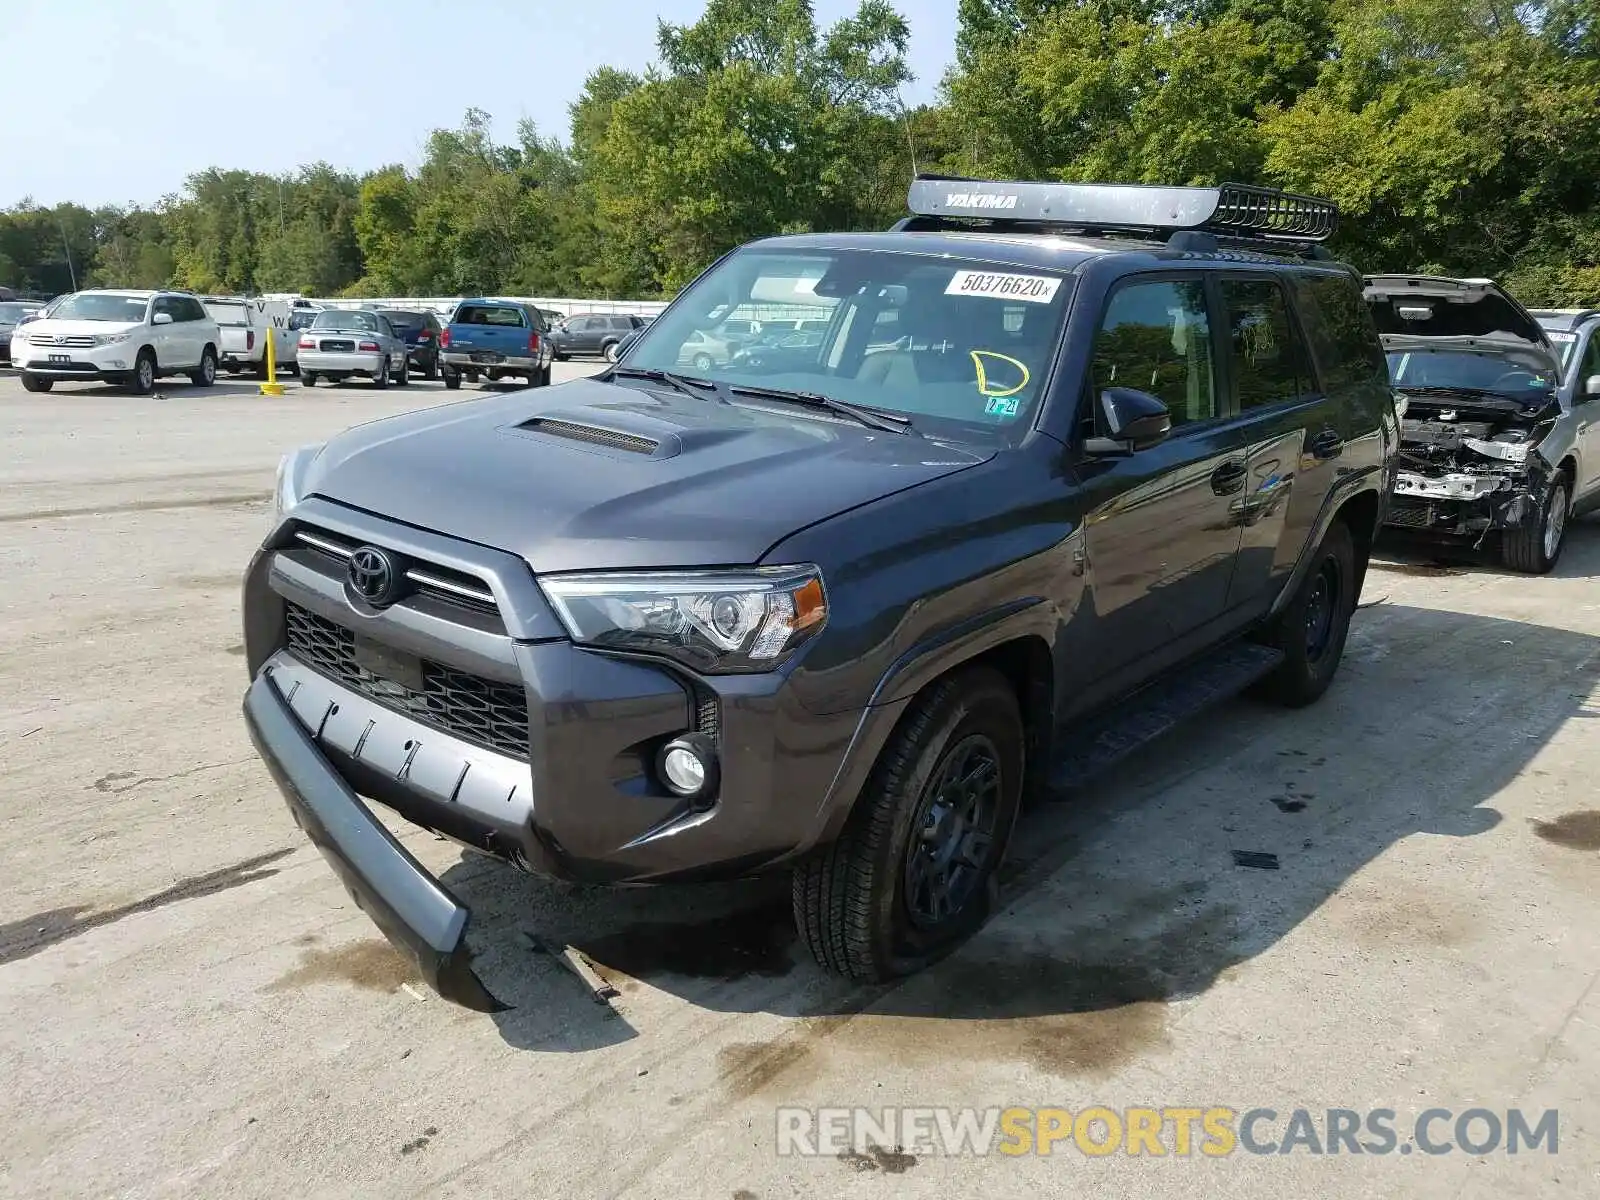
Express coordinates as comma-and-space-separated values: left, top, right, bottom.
514, 416, 664, 457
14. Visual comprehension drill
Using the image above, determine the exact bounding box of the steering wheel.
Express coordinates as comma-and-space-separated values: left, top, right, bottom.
1487, 370, 1536, 390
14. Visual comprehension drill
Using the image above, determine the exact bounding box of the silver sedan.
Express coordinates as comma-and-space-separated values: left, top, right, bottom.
297, 309, 410, 389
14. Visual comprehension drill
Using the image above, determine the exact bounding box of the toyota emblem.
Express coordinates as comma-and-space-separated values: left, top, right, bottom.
348, 546, 398, 605
53, 334, 67, 345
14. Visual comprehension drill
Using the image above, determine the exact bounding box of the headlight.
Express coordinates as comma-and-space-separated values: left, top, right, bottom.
271, 443, 324, 525
92, 332, 132, 346
541, 566, 828, 674
1392, 391, 1408, 420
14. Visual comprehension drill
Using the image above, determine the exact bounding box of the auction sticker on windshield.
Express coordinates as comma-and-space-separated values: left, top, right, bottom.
946, 270, 1062, 304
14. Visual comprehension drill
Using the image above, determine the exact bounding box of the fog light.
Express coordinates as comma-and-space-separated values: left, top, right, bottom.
656, 732, 719, 800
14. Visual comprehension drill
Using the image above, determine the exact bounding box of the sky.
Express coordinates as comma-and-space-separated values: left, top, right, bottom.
3, 0, 959, 210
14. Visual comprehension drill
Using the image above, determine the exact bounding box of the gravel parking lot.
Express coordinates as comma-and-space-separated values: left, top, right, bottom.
2, 365, 1597, 1199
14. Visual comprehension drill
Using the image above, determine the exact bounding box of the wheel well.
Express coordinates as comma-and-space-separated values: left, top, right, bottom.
956, 636, 1054, 803
1336, 489, 1379, 598
1557, 455, 1577, 483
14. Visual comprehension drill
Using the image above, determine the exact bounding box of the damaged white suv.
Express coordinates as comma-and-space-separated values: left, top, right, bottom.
1368, 275, 1600, 573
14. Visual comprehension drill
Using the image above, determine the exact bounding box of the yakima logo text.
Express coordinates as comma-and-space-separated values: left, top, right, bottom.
945, 193, 1019, 210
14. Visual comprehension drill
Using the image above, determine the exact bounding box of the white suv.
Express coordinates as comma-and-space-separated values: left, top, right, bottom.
12, 289, 221, 395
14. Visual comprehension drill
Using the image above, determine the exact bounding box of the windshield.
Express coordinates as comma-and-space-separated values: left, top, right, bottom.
0, 303, 35, 323
1387, 350, 1557, 398
311, 309, 380, 332
622, 247, 1074, 441
204, 302, 250, 326
1546, 330, 1577, 372
46, 294, 149, 323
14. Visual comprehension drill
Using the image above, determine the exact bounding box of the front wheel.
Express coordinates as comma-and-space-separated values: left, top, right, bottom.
20, 372, 52, 393
129, 350, 156, 395
1253, 519, 1356, 707
190, 346, 217, 387
793, 668, 1023, 982
1502, 474, 1569, 574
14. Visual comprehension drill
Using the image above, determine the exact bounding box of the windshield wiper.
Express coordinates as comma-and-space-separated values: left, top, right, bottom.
608, 366, 726, 403
726, 384, 914, 434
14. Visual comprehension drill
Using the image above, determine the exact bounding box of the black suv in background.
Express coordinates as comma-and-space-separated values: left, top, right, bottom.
375, 309, 445, 381
551, 312, 649, 362
243, 177, 1397, 1008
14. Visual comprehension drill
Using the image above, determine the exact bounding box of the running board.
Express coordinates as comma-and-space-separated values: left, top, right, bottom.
1048, 641, 1285, 793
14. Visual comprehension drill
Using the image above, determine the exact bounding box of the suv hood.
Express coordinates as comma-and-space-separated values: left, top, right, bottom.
300, 377, 994, 574
1363, 274, 1560, 374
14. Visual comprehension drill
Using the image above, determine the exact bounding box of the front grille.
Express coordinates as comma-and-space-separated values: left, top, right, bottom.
283, 604, 530, 759
29, 333, 94, 348
293, 526, 499, 616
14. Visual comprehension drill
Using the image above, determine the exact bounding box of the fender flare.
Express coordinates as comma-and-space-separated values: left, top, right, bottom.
1269, 465, 1385, 619
799, 596, 1057, 849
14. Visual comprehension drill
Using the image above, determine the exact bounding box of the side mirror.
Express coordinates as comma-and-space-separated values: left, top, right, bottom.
153, 312, 173, 325
1584, 374, 1600, 402
1084, 387, 1172, 455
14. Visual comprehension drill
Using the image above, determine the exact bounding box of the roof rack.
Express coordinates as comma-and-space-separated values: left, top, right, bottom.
895, 174, 1339, 248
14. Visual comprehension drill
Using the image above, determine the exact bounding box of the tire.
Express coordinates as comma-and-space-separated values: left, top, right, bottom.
190, 346, 217, 387
254, 356, 270, 381
793, 667, 1024, 982
602, 340, 621, 363
394, 355, 409, 387
372, 358, 389, 389
129, 349, 156, 396
20, 373, 51, 393
554, 352, 569, 362
539, 364, 552, 387
301, 371, 317, 388
1502, 473, 1570, 574
692, 352, 713, 371
424, 356, 438, 381
1253, 519, 1356, 708
443, 368, 461, 391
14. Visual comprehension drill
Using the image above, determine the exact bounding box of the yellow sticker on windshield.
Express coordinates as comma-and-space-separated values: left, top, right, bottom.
971, 350, 1030, 398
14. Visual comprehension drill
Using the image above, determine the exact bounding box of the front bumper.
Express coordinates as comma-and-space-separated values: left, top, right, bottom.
242, 499, 874, 995
299, 349, 383, 375
13, 341, 139, 379
243, 668, 503, 1010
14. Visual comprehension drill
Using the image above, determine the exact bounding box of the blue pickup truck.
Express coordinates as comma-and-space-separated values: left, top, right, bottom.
439, 298, 553, 389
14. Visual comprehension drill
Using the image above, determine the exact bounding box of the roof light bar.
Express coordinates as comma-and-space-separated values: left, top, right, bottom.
906, 175, 1338, 243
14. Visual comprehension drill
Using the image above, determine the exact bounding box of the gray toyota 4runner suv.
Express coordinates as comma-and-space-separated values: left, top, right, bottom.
243, 178, 1398, 1007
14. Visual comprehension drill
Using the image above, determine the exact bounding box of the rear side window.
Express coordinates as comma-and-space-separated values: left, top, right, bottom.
1090, 278, 1217, 428
1290, 273, 1388, 395
455, 305, 526, 327
205, 302, 250, 326
1218, 278, 1315, 410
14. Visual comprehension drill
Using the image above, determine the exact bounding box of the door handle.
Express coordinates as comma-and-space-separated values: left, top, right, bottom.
1211, 460, 1247, 495
1310, 429, 1344, 458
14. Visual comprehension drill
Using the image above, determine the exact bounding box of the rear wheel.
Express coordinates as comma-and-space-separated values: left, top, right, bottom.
424, 356, 438, 381
394, 355, 409, 387
793, 668, 1023, 982
190, 346, 217, 387
255, 356, 270, 381
373, 358, 389, 389
1502, 473, 1570, 574
1253, 520, 1356, 707
442, 366, 461, 390
539, 364, 552, 387
20, 373, 52, 393
301, 371, 317, 388
603, 340, 621, 363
